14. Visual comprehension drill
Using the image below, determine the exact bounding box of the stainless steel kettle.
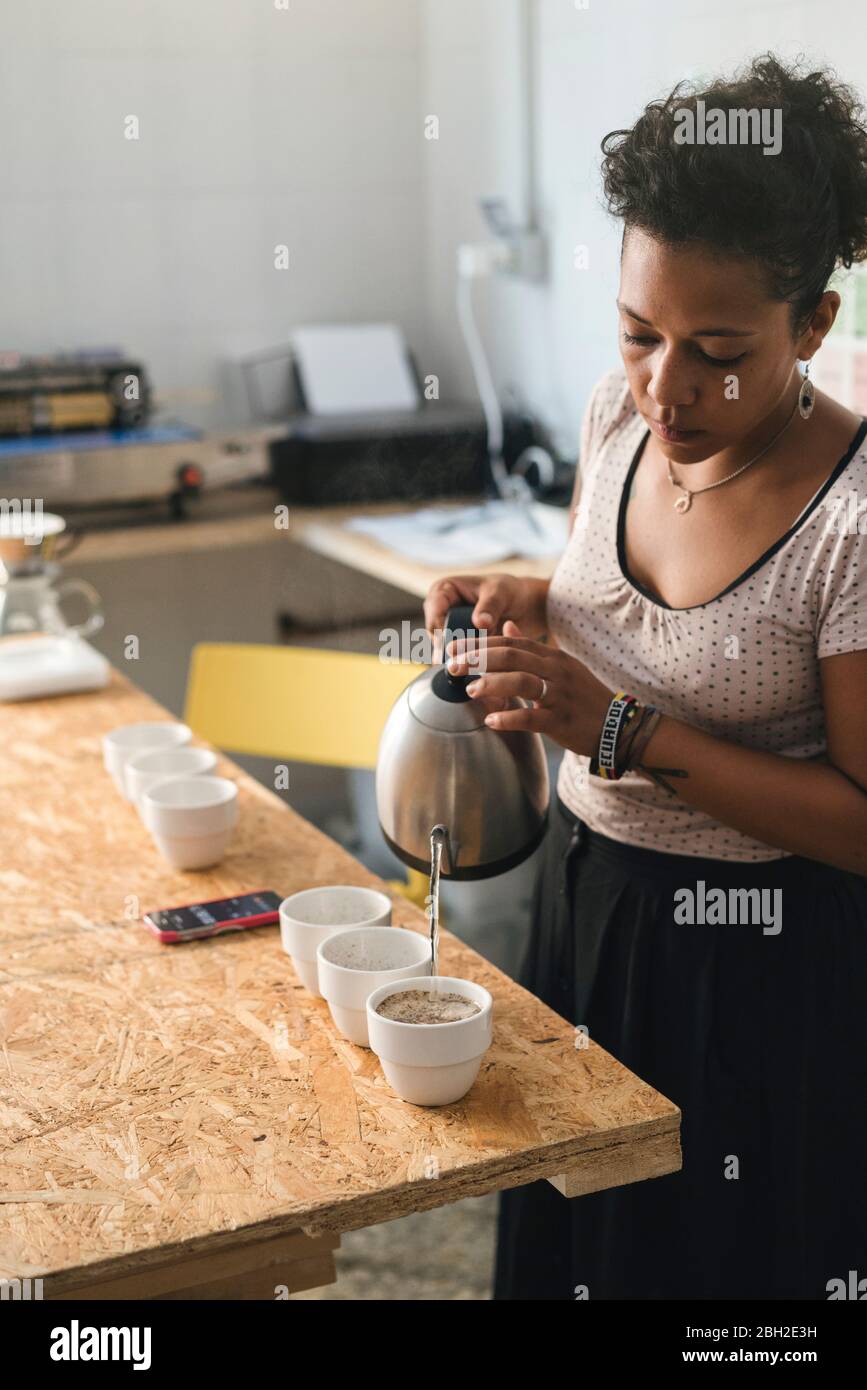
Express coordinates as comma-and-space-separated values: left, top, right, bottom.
376, 605, 549, 880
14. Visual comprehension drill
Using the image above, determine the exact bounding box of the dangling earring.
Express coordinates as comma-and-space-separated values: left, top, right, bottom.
798, 359, 815, 419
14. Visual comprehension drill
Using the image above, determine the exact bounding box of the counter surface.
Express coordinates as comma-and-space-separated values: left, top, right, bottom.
0, 670, 680, 1297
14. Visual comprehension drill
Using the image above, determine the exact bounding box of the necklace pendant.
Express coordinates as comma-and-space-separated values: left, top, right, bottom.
674, 493, 691, 514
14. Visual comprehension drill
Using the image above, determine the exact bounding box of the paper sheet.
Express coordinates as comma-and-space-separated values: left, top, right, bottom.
344, 500, 569, 566
292, 323, 420, 415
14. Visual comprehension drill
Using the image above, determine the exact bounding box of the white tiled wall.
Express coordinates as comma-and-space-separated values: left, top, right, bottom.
0, 0, 428, 429
2, 1, 864, 439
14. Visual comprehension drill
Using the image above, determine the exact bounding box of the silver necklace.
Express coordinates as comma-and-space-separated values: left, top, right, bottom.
666, 396, 800, 514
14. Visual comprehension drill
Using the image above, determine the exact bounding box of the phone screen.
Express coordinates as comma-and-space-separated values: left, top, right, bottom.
144, 890, 282, 941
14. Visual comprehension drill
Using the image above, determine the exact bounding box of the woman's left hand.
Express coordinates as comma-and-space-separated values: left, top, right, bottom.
446, 620, 613, 759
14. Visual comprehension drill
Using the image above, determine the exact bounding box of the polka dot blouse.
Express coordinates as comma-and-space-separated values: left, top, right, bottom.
548, 365, 867, 861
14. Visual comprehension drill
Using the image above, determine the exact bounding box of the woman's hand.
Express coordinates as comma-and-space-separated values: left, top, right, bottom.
423, 573, 549, 655
446, 621, 613, 759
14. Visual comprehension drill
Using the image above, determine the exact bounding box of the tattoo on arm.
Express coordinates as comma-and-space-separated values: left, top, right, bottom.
637, 764, 689, 797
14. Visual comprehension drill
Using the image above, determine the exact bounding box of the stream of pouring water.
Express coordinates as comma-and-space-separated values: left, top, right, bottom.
428, 825, 448, 1001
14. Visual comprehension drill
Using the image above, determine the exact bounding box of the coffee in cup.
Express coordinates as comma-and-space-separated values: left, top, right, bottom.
374, 989, 481, 1025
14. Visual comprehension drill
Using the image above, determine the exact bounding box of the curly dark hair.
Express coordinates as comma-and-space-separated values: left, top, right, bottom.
600, 53, 867, 334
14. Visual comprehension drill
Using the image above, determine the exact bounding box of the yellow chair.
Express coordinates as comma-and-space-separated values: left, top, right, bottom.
184, 642, 430, 908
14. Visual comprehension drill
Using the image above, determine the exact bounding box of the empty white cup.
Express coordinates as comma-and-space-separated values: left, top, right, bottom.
140, 775, 239, 870
279, 886, 392, 997
316, 927, 431, 1047
366, 976, 493, 1107
125, 745, 218, 807
103, 721, 191, 799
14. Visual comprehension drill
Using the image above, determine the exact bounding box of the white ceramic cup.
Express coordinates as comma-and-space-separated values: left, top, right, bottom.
366, 976, 493, 1107
125, 745, 218, 807
102, 721, 192, 799
279, 886, 392, 997
316, 927, 431, 1047
0, 509, 66, 567
140, 775, 239, 871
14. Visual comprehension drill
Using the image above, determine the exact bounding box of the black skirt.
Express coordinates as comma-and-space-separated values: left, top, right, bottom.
493, 793, 867, 1300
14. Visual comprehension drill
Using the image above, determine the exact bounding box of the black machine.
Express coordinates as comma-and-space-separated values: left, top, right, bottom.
268, 406, 553, 506
245, 336, 574, 508
0, 351, 151, 437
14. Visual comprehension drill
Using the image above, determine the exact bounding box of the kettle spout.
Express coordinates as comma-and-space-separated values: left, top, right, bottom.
430, 823, 451, 874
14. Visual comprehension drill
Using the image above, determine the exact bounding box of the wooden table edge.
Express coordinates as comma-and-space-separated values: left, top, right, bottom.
33, 1110, 681, 1298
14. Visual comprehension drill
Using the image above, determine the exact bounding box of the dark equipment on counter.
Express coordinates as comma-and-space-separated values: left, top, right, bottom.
0, 352, 151, 437
269, 408, 551, 506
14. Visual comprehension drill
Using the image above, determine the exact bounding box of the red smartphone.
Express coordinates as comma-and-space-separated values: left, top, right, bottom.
142, 890, 282, 944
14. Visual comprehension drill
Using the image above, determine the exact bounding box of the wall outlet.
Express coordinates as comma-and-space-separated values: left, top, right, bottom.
478, 199, 547, 283
498, 230, 547, 283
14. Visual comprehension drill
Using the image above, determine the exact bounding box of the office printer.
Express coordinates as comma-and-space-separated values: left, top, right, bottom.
268, 404, 545, 506
249, 327, 544, 505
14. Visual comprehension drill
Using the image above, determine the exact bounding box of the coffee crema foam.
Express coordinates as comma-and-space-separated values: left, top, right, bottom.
375, 989, 481, 1025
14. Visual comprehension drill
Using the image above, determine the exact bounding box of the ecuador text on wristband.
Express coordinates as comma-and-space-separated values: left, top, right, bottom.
595, 691, 637, 777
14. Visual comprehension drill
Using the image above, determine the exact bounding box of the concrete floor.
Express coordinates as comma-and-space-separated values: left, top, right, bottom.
292, 1194, 499, 1300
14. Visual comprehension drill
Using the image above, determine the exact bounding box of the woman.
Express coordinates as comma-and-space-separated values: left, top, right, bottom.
424, 54, 867, 1300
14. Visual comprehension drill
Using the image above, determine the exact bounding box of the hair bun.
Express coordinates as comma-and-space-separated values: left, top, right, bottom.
601, 52, 867, 328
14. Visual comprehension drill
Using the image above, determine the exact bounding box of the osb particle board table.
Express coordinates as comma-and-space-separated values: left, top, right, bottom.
0, 669, 681, 1300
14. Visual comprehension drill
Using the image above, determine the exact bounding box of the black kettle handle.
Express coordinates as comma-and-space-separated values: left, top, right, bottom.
442, 605, 478, 665
433, 603, 480, 702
